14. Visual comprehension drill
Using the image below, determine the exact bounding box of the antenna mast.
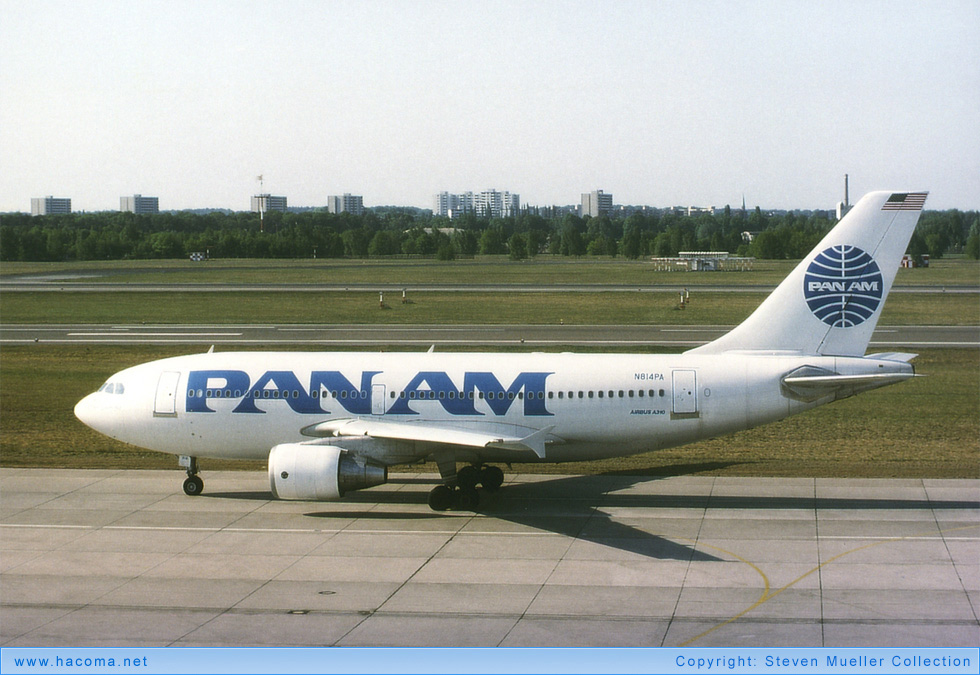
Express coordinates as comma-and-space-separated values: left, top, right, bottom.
257, 175, 265, 232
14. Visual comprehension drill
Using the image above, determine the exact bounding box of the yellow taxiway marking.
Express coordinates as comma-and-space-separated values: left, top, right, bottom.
678, 523, 979, 647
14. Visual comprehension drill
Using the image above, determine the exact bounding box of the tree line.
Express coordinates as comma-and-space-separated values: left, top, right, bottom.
1, 206, 977, 263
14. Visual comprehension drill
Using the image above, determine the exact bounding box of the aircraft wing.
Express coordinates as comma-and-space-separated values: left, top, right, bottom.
301, 418, 558, 459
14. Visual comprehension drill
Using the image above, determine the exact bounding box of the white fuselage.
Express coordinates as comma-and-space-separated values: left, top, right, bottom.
75, 349, 900, 467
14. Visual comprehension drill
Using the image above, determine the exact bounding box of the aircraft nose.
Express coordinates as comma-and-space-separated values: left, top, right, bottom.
74, 393, 105, 431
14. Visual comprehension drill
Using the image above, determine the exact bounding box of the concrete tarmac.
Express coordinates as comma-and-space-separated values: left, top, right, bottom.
1, 469, 977, 648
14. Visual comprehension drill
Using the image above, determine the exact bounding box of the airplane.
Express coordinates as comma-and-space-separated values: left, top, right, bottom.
74, 190, 928, 511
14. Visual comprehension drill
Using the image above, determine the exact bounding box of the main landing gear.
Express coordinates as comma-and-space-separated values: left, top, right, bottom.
180, 455, 204, 496
426, 462, 504, 512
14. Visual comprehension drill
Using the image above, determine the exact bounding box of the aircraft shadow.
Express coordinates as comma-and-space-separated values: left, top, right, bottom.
207, 466, 979, 564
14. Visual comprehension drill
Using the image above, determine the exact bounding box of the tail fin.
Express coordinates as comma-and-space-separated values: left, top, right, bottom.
689, 191, 927, 357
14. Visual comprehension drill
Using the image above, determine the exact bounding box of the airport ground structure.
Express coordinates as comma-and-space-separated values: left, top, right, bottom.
1, 470, 976, 647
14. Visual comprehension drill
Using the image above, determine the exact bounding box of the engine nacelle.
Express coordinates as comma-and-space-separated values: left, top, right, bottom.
268, 444, 387, 500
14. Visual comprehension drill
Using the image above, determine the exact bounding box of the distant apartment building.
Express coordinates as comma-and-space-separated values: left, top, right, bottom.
30, 196, 71, 216
251, 194, 288, 213
433, 189, 519, 218
433, 191, 475, 218
581, 190, 613, 218
434, 192, 462, 217
327, 193, 364, 215
120, 194, 159, 214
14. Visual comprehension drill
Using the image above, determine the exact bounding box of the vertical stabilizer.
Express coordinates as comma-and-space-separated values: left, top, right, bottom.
689, 191, 927, 357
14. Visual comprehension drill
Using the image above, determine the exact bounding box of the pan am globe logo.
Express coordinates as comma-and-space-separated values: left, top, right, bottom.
803, 245, 883, 327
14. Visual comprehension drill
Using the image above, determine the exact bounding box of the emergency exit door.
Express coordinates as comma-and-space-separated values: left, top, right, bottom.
671, 370, 699, 418
154, 371, 181, 417
372, 384, 386, 415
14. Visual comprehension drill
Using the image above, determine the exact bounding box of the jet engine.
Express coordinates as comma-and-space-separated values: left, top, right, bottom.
268, 443, 387, 500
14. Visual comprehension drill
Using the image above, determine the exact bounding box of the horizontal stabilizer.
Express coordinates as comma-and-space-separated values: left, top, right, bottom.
865, 352, 918, 363
783, 372, 915, 388
781, 363, 915, 402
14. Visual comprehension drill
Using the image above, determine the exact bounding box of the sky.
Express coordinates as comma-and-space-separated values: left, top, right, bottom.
2, 0, 978, 213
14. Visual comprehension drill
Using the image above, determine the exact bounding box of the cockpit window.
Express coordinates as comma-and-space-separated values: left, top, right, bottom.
99, 382, 124, 395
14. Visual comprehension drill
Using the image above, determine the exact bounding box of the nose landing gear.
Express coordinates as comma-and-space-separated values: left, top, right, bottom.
179, 455, 204, 496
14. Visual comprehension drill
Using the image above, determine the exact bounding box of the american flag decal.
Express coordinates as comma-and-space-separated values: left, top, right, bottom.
881, 192, 928, 211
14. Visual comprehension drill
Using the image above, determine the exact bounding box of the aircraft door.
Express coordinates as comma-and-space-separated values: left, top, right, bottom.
372, 384, 386, 415
671, 369, 699, 418
154, 371, 181, 417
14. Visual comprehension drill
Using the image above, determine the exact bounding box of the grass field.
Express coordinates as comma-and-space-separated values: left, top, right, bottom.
1, 289, 977, 326
0, 344, 976, 478
2, 255, 978, 287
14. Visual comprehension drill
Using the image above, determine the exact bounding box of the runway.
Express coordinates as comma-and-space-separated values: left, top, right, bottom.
2, 323, 977, 348
2, 278, 978, 295
2, 469, 977, 648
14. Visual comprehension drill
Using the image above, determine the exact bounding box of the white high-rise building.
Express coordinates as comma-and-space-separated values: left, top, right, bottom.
251, 194, 288, 213
30, 196, 71, 216
434, 190, 518, 218
120, 194, 159, 214
581, 190, 613, 218
327, 194, 364, 215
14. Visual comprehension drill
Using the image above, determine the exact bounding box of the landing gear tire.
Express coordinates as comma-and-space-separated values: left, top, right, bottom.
427, 484, 480, 511
427, 484, 454, 511
183, 475, 204, 496
480, 465, 504, 492
180, 456, 203, 496
457, 465, 480, 491
455, 486, 480, 510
